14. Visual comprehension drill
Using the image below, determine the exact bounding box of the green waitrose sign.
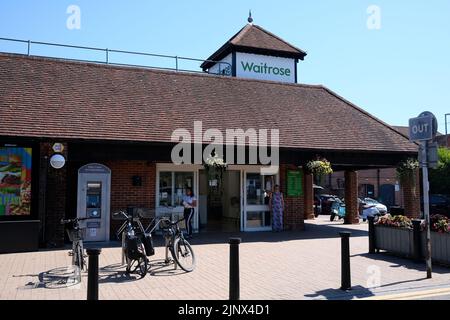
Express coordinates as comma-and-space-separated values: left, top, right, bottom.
241, 61, 291, 77
286, 170, 303, 197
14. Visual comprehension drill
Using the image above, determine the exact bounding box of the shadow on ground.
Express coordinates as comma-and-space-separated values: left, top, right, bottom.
354, 252, 450, 275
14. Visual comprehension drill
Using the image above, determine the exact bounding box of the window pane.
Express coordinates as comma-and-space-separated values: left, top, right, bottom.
246, 211, 263, 228
159, 172, 172, 206
174, 172, 194, 206
246, 173, 263, 205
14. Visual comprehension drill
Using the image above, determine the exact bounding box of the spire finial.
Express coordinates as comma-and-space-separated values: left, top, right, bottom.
248, 10, 253, 24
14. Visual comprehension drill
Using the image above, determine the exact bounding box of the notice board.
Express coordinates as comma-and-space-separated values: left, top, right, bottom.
286, 170, 303, 197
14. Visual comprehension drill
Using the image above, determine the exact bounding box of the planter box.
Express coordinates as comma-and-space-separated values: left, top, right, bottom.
371, 222, 450, 266
374, 225, 414, 257
421, 231, 450, 266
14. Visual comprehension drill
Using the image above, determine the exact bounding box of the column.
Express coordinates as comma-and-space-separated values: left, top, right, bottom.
344, 170, 359, 225
303, 172, 314, 220
402, 169, 421, 219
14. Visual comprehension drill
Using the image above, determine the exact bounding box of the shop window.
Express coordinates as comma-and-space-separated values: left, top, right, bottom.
174, 172, 194, 206
158, 171, 194, 207
0, 147, 32, 217
159, 172, 172, 207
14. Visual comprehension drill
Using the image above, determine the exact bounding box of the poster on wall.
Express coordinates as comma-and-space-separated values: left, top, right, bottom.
0, 147, 32, 216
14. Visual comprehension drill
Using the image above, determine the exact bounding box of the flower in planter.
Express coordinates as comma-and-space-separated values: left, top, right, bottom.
376, 214, 413, 229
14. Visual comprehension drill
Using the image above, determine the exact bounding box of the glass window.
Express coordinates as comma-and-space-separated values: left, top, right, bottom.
174, 172, 194, 206
246, 211, 271, 228
246, 173, 263, 205
246, 173, 275, 205
159, 172, 172, 207
158, 171, 194, 207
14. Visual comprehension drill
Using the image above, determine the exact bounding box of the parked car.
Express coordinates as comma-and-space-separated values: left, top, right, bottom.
428, 194, 450, 218
319, 195, 339, 215
330, 198, 387, 222
361, 198, 388, 214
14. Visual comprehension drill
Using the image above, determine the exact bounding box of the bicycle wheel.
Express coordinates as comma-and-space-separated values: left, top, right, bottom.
126, 242, 148, 278
172, 237, 196, 272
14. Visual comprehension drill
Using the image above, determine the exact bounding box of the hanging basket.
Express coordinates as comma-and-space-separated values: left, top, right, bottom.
306, 158, 333, 178
204, 154, 227, 187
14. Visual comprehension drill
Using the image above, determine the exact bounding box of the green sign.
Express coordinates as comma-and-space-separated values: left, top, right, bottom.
241, 61, 291, 77
286, 170, 303, 197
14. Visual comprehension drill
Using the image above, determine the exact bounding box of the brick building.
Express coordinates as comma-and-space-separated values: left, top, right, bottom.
0, 22, 419, 252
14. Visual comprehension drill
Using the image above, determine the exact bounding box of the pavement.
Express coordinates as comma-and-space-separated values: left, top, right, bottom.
1, 215, 450, 300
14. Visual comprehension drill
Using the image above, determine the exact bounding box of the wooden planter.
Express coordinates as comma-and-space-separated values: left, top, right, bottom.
374, 225, 414, 258
421, 231, 450, 265
370, 220, 450, 266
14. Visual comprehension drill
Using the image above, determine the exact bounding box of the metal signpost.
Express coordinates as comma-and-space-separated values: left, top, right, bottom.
409, 111, 438, 279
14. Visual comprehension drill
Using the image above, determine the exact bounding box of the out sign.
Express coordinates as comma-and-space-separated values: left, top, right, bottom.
409, 115, 433, 141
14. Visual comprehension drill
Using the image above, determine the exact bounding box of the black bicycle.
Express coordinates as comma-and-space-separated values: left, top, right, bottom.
114, 210, 154, 278
61, 217, 92, 272
156, 216, 196, 272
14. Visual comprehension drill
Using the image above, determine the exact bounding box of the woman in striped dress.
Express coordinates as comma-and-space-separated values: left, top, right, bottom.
269, 185, 284, 232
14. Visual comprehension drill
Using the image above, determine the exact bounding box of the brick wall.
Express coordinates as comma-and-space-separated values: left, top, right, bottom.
39, 142, 68, 248
105, 161, 156, 238
402, 169, 421, 218
279, 164, 305, 231
344, 170, 359, 224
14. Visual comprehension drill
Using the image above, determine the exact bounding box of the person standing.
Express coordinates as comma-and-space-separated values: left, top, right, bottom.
182, 188, 196, 239
269, 185, 284, 232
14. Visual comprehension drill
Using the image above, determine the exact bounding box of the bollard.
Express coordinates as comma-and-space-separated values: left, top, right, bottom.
229, 238, 241, 300
412, 220, 422, 263
339, 232, 351, 291
86, 248, 101, 300
368, 216, 376, 254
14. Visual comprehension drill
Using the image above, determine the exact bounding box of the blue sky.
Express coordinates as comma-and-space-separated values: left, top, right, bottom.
1, 1, 449, 131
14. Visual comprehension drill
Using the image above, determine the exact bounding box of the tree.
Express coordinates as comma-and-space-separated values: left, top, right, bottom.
429, 147, 450, 195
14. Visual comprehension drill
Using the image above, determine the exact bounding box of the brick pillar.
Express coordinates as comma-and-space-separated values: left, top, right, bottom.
304, 172, 314, 220
40, 142, 68, 248
279, 164, 305, 231
344, 170, 359, 225
402, 169, 421, 219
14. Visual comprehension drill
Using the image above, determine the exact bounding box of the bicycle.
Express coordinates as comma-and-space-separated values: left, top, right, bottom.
149, 216, 196, 272
60, 217, 91, 272
114, 210, 153, 278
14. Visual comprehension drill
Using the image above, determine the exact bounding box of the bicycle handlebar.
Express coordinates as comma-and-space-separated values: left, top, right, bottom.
60, 217, 93, 225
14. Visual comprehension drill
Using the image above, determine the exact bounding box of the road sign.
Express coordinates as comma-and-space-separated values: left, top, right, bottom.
409, 115, 434, 141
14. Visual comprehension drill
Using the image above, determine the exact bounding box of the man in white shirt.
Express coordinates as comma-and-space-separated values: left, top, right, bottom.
182, 188, 197, 238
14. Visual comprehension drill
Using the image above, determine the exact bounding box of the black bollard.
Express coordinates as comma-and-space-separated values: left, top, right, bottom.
368, 216, 376, 254
339, 231, 351, 291
229, 238, 241, 300
412, 220, 422, 262
86, 248, 101, 300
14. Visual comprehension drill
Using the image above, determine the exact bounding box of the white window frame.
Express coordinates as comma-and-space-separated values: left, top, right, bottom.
155, 164, 202, 232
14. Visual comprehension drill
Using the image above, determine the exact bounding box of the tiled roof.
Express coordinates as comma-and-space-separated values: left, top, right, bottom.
0, 53, 417, 153
201, 24, 307, 70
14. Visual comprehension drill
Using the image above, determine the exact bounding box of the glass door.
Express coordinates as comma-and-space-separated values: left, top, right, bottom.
243, 171, 275, 231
